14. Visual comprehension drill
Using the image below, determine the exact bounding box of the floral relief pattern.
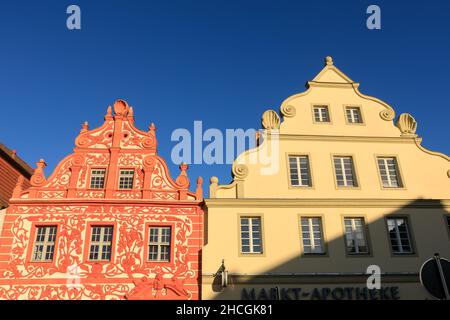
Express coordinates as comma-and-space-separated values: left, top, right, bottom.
0, 205, 198, 300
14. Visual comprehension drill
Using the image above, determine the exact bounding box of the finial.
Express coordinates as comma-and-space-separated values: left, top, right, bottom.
113, 99, 130, 117
176, 162, 189, 188
180, 162, 188, 172
80, 121, 89, 133
210, 176, 219, 184
37, 159, 47, 169
195, 176, 203, 201
12, 175, 24, 198
30, 159, 47, 187
129, 106, 134, 117
105, 106, 113, 120
325, 56, 334, 66
11, 149, 17, 158
149, 122, 155, 133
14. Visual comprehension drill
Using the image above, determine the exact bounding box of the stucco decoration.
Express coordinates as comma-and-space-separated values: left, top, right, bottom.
447, 169, 450, 179
232, 164, 249, 180
396, 113, 417, 135
379, 109, 395, 121
261, 110, 281, 130
280, 104, 296, 118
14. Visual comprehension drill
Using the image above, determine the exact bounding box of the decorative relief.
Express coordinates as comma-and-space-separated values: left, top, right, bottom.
0, 205, 199, 300
30, 159, 47, 187
396, 113, 417, 135
280, 104, 296, 118
113, 191, 142, 199
261, 110, 281, 130
75, 121, 114, 149
232, 164, 249, 180
46, 158, 72, 189
379, 109, 395, 121
75, 191, 105, 198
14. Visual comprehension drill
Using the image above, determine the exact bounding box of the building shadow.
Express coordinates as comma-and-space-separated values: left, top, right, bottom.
206, 198, 450, 300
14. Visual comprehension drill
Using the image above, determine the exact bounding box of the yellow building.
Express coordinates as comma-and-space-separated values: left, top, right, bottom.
202, 57, 450, 300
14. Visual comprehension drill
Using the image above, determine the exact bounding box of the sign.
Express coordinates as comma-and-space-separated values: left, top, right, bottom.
241, 286, 400, 300
420, 253, 450, 300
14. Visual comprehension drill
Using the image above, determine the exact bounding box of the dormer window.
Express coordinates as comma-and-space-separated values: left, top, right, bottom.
89, 169, 106, 189
118, 169, 134, 189
313, 105, 330, 123
345, 106, 363, 124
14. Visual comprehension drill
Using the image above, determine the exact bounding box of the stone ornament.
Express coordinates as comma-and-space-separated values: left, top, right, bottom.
261, 110, 281, 130
396, 113, 417, 135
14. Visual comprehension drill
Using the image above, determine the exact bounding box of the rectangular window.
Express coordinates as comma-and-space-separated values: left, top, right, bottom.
300, 217, 324, 254
313, 106, 330, 123
240, 217, 262, 254
89, 169, 106, 189
118, 169, 134, 189
346, 107, 363, 124
88, 226, 113, 261
386, 218, 413, 254
377, 157, 403, 188
31, 226, 57, 262
333, 156, 358, 187
344, 218, 369, 254
148, 226, 171, 262
288, 155, 312, 187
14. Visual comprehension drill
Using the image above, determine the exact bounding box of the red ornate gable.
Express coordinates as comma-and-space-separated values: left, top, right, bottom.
13, 99, 202, 202
1, 99, 204, 300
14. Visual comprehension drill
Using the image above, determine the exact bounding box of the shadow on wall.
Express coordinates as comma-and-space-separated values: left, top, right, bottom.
207, 199, 450, 300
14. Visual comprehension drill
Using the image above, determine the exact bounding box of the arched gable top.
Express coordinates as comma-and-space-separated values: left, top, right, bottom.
12, 100, 203, 202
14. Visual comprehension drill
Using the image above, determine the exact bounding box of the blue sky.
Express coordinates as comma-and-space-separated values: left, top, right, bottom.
0, 0, 449, 195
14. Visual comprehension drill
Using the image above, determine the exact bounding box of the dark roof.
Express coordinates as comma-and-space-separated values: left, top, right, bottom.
0, 142, 34, 178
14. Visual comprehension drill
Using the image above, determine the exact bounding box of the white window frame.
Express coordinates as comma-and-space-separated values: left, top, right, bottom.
377, 157, 402, 188
288, 155, 311, 187
88, 226, 113, 261
31, 226, 57, 262
240, 217, 263, 254
333, 156, 357, 187
346, 107, 363, 124
300, 217, 324, 254
148, 226, 171, 262
386, 218, 413, 254
89, 168, 106, 189
344, 217, 369, 254
313, 106, 330, 123
118, 169, 134, 190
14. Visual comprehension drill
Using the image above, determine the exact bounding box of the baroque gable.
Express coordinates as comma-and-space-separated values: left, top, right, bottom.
13, 99, 202, 202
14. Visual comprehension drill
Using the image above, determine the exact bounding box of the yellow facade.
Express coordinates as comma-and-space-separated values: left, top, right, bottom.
202, 57, 450, 300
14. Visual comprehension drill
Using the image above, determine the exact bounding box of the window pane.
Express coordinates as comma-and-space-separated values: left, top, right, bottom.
240, 217, 262, 254
148, 226, 172, 261
288, 156, 311, 187
90, 169, 106, 189
31, 226, 57, 262
300, 217, 324, 254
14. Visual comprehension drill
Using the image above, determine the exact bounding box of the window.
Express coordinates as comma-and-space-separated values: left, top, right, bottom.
313, 106, 330, 123
31, 226, 57, 262
288, 155, 311, 187
344, 218, 369, 254
345, 107, 363, 124
240, 217, 262, 254
148, 226, 171, 262
300, 217, 324, 254
88, 226, 113, 261
118, 169, 134, 189
386, 218, 413, 254
377, 157, 403, 188
333, 156, 358, 187
89, 169, 106, 189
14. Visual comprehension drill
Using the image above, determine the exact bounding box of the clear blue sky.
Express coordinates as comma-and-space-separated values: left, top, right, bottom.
1, 0, 449, 195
